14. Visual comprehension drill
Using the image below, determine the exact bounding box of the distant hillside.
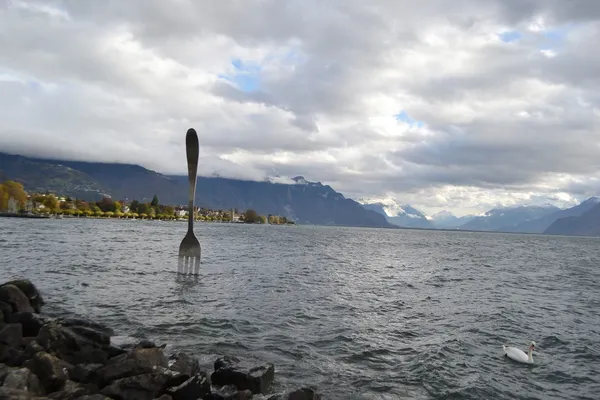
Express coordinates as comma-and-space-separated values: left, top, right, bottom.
459, 205, 561, 232
361, 201, 433, 228
544, 203, 600, 236
0, 152, 393, 228
502, 197, 600, 233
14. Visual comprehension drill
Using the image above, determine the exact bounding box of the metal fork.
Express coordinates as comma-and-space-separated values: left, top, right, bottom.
178, 128, 201, 275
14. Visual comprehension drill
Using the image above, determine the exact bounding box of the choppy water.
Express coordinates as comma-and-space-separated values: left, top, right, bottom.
1, 218, 599, 399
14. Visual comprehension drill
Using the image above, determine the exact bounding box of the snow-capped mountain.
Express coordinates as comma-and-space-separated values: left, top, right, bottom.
430, 210, 476, 229
459, 204, 561, 231
359, 197, 433, 228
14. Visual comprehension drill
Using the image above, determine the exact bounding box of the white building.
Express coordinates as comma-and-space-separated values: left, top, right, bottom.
175, 209, 188, 218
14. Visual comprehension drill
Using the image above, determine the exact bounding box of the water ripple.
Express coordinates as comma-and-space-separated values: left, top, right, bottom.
1, 219, 599, 399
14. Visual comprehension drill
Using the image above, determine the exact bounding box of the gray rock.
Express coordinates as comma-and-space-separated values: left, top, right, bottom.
36, 321, 114, 365
47, 380, 92, 399
164, 373, 211, 400
0, 387, 47, 399
0, 285, 34, 314
74, 395, 112, 400
205, 385, 253, 400
211, 356, 274, 395
0, 342, 26, 366
100, 372, 174, 400
24, 351, 71, 393
1, 280, 45, 313
267, 388, 322, 400
9, 313, 49, 338
0, 302, 12, 331
0, 323, 23, 348
2, 367, 43, 395
94, 346, 168, 385
67, 364, 102, 383
168, 352, 201, 377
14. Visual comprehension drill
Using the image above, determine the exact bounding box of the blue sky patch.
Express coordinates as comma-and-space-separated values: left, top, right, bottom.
395, 110, 423, 128
219, 58, 262, 92
498, 30, 522, 43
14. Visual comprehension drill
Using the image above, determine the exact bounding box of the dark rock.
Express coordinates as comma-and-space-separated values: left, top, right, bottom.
1, 280, 45, 313
10, 313, 50, 337
67, 364, 102, 383
0, 285, 34, 314
58, 318, 113, 338
0, 362, 10, 382
100, 372, 174, 400
94, 346, 168, 385
47, 380, 91, 400
36, 321, 113, 365
0, 342, 26, 366
25, 351, 71, 393
266, 388, 322, 400
0, 300, 12, 321
135, 339, 157, 349
2, 367, 44, 395
0, 323, 23, 348
164, 373, 211, 400
24, 338, 46, 360
211, 357, 274, 395
213, 356, 240, 371
168, 352, 201, 377
205, 385, 253, 400
0, 387, 47, 399
154, 395, 173, 400
74, 395, 112, 400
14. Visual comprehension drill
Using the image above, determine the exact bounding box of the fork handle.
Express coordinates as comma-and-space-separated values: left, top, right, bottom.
186, 128, 199, 233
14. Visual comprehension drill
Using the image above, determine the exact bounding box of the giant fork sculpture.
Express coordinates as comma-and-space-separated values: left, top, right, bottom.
177, 128, 201, 275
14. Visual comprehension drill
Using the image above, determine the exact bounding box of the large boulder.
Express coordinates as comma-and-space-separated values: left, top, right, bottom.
93, 346, 168, 385
0, 323, 23, 348
205, 385, 253, 400
168, 352, 201, 377
0, 285, 34, 314
99, 372, 177, 400
163, 373, 211, 400
2, 366, 44, 395
47, 380, 94, 399
266, 387, 322, 400
1, 280, 45, 313
24, 351, 71, 393
35, 320, 121, 365
9, 312, 47, 337
211, 356, 275, 395
0, 387, 47, 399
0, 342, 26, 366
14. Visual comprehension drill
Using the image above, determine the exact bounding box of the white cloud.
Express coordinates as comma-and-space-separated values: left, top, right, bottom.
1, 0, 600, 215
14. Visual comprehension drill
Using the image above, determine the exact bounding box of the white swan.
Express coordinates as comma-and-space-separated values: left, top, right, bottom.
503, 341, 536, 364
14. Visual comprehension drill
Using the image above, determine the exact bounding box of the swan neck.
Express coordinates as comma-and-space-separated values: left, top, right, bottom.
528, 348, 533, 361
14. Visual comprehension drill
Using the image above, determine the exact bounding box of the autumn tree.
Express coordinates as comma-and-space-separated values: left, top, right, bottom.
0, 181, 27, 209
244, 209, 259, 223
43, 195, 59, 210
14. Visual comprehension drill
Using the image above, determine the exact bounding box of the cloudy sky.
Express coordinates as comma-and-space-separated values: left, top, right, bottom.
1, 0, 600, 216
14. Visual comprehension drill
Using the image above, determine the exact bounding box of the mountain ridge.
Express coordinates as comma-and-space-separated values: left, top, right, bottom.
0, 152, 394, 228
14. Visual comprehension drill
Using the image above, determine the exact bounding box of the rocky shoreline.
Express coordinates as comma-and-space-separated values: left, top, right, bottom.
0, 279, 321, 400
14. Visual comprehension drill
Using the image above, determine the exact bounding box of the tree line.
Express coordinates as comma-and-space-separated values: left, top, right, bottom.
0, 180, 294, 224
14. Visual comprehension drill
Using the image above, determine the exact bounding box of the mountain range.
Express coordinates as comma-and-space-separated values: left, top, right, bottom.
2, 151, 599, 235
359, 198, 600, 236
0, 152, 393, 228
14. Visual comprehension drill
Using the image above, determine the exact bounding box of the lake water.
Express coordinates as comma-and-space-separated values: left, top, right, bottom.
1, 218, 599, 399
